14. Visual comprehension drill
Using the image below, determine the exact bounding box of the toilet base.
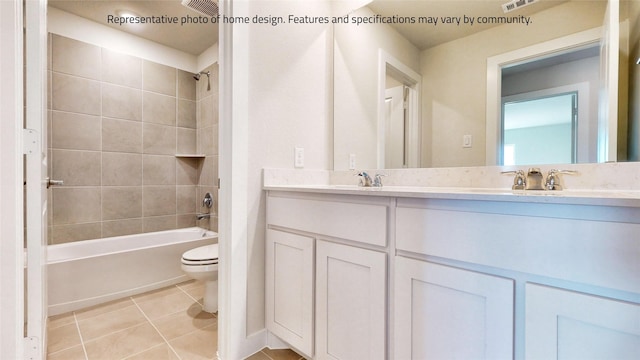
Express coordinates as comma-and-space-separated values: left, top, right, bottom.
202, 280, 218, 313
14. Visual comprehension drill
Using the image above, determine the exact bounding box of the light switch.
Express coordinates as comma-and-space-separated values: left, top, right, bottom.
463, 135, 472, 148
349, 154, 356, 170
294, 147, 304, 168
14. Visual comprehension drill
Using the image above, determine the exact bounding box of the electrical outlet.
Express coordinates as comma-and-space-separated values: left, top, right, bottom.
294, 147, 304, 168
463, 135, 472, 148
349, 154, 356, 170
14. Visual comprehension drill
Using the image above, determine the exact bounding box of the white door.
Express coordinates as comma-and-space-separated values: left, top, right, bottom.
384, 86, 406, 169
265, 229, 314, 357
526, 283, 640, 359
24, 0, 48, 357
315, 240, 386, 360
597, 0, 619, 162
394, 257, 514, 360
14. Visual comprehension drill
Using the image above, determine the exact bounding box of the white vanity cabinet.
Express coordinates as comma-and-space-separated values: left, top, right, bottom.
394, 257, 514, 360
265, 192, 390, 359
265, 188, 640, 359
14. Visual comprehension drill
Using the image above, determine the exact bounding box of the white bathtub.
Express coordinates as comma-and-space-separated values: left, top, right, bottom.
47, 227, 217, 316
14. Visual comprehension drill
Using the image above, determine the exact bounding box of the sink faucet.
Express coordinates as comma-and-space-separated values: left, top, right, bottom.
373, 173, 386, 187
545, 169, 578, 190
525, 168, 544, 190
357, 172, 373, 187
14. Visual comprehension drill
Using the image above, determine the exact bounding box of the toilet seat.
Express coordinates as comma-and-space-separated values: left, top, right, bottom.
181, 244, 219, 266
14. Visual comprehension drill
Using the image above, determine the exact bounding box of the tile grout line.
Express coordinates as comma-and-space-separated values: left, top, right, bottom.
73, 312, 89, 360
175, 282, 204, 307
130, 294, 183, 360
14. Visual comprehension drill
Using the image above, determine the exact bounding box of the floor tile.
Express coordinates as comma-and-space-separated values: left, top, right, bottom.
134, 289, 198, 320
84, 323, 164, 360
152, 302, 217, 340
77, 304, 147, 341
47, 345, 86, 360
245, 351, 271, 360
123, 344, 180, 360
47, 322, 82, 354
47, 312, 76, 330
262, 348, 304, 360
75, 297, 136, 321
169, 323, 218, 360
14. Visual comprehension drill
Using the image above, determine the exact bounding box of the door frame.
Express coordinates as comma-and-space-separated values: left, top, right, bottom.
0, 0, 25, 358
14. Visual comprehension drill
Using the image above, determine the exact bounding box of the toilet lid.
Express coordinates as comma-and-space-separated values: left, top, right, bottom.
182, 244, 218, 264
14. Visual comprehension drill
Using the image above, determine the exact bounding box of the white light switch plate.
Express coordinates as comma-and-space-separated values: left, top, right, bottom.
349, 154, 356, 170
463, 135, 472, 148
294, 147, 304, 168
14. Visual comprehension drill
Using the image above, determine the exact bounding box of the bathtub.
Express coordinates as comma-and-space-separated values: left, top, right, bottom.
47, 227, 217, 316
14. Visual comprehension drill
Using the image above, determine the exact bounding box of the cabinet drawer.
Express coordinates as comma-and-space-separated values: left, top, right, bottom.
395, 203, 640, 294
267, 192, 388, 247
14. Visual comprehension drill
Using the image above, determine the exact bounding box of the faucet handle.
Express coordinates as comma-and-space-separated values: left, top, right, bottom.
545, 169, 578, 190
373, 173, 387, 187
501, 170, 526, 190
356, 171, 373, 187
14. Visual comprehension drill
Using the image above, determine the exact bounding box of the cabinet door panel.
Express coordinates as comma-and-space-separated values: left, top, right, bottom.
526, 283, 640, 360
316, 240, 386, 360
394, 257, 514, 360
266, 229, 314, 357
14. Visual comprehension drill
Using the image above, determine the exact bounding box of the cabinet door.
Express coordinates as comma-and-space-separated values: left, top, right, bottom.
394, 257, 514, 360
266, 229, 314, 357
526, 283, 640, 359
316, 240, 386, 360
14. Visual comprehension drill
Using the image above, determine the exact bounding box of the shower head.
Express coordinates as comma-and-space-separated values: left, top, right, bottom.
193, 71, 211, 91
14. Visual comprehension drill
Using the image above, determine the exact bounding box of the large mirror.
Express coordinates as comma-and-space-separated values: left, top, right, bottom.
333, 0, 639, 170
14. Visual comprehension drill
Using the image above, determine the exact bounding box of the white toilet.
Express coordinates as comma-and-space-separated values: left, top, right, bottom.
181, 244, 219, 313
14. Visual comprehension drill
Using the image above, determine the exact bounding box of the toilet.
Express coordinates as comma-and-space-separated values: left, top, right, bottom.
181, 244, 219, 313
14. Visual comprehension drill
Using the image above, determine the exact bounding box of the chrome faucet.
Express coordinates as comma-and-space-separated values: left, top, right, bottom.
501, 169, 526, 190
196, 213, 211, 220
373, 173, 386, 187
525, 168, 544, 190
357, 172, 374, 187
545, 169, 578, 190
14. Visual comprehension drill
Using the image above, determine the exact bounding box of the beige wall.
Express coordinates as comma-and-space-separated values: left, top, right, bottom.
47, 34, 218, 245
628, 0, 640, 160
421, 1, 606, 167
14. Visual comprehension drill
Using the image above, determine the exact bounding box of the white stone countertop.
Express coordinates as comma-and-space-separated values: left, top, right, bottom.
264, 184, 640, 207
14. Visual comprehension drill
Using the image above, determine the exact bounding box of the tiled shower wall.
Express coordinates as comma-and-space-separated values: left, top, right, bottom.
47, 34, 218, 245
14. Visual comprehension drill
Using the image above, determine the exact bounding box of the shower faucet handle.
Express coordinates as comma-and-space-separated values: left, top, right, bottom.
203, 192, 214, 208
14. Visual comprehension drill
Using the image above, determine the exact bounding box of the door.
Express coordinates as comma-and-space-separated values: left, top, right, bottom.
384, 86, 406, 169
265, 229, 314, 357
598, 0, 619, 162
526, 283, 640, 359
394, 257, 514, 360
315, 240, 386, 360
24, 0, 48, 357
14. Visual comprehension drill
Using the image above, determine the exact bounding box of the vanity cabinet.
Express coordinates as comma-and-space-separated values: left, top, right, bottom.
316, 240, 386, 360
265, 192, 389, 359
394, 257, 514, 360
525, 283, 640, 359
265, 188, 640, 359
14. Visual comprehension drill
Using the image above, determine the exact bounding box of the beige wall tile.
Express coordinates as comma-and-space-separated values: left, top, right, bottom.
143, 186, 176, 216
51, 111, 101, 150
51, 34, 101, 80
143, 123, 176, 155
102, 186, 142, 220
143, 61, 176, 96
177, 99, 197, 129
198, 95, 214, 129
52, 187, 101, 225
102, 83, 142, 121
176, 186, 197, 214
102, 49, 142, 89
143, 215, 177, 233
197, 127, 214, 155
102, 117, 143, 153
143, 91, 176, 126
177, 69, 196, 101
51, 73, 101, 115
102, 152, 142, 186
198, 156, 216, 186
177, 128, 197, 154
143, 155, 176, 185
102, 218, 143, 238
52, 150, 101, 186
177, 214, 197, 228
176, 158, 199, 185
51, 223, 102, 244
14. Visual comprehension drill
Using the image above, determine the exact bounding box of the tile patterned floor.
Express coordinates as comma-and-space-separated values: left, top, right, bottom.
47, 281, 302, 360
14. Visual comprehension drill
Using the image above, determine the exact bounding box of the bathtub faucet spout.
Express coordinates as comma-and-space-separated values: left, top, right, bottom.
196, 213, 211, 220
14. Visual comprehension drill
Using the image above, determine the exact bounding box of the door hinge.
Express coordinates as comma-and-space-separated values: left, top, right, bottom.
23, 128, 39, 155
23, 336, 41, 360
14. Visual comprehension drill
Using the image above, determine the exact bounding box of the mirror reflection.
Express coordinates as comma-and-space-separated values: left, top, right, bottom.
333, 0, 637, 170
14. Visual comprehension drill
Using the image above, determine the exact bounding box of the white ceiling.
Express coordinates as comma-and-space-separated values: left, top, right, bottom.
48, 0, 219, 55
